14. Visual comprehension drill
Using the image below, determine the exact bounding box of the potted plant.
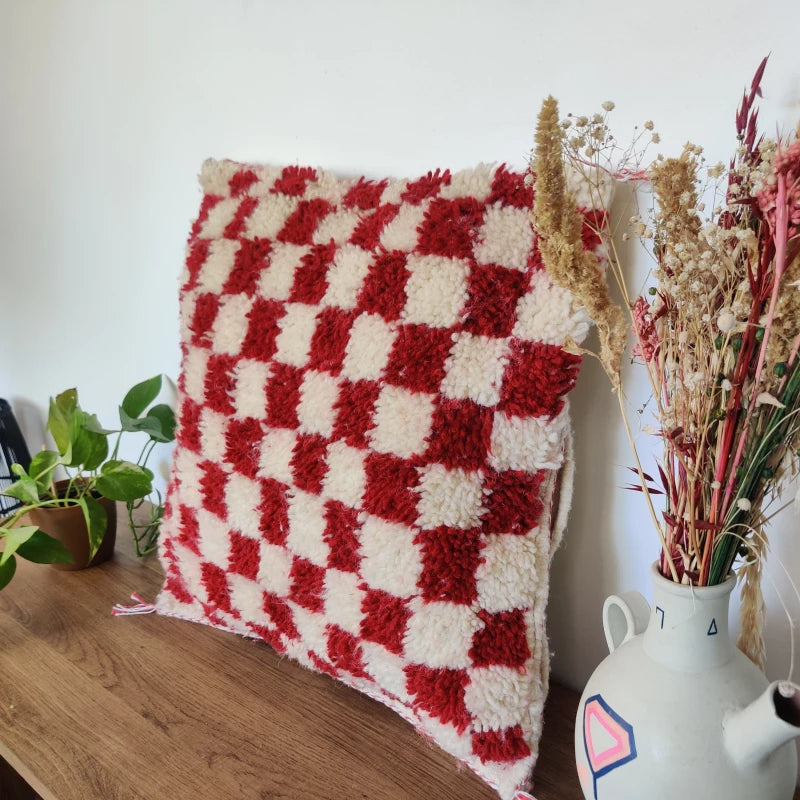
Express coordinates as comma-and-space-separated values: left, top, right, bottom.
0, 375, 176, 588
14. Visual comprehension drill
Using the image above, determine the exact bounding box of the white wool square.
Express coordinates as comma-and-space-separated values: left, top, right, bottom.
296, 369, 339, 437
196, 508, 233, 568
440, 332, 509, 406
211, 294, 255, 356
402, 254, 470, 329
179, 289, 199, 342
257, 427, 296, 484
379, 179, 408, 206
415, 464, 486, 530
182, 347, 209, 405
379, 202, 427, 252
197, 237, 239, 292
286, 489, 329, 567
232, 359, 269, 420
473, 205, 534, 271
513, 271, 591, 346
200, 199, 240, 241
313, 209, 361, 245
416, 711, 473, 760
464, 667, 537, 732
439, 163, 494, 201
340, 313, 397, 382
323, 569, 366, 636
489, 407, 570, 472
199, 407, 229, 463
172, 448, 204, 511
273, 303, 319, 367
358, 514, 422, 599
257, 541, 293, 597
360, 642, 412, 702
225, 473, 263, 540
247, 166, 284, 198
322, 243, 373, 309
305, 172, 349, 205
287, 602, 328, 658
258, 243, 309, 302
475, 533, 541, 614
167, 541, 208, 604
228, 574, 271, 625
403, 598, 481, 669
199, 160, 241, 196
245, 194, 299, 239
321, 441, 366, 508
368, 385, 435, 459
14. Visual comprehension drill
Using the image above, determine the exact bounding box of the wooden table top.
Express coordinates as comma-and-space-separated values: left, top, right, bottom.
0, 512, 583, 800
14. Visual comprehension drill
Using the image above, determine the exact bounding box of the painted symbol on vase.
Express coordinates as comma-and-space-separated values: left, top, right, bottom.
707, 618, 718, 636
582, 694, 637, 799
655, 605, 665, 629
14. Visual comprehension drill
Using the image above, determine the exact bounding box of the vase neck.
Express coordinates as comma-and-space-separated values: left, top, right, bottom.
642, 570, 736, 672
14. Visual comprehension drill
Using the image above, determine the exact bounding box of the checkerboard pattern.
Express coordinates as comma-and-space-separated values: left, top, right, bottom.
157, 159, 601, 800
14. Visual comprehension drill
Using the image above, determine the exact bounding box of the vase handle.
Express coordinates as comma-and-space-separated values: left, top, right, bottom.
603, 592, 650, 654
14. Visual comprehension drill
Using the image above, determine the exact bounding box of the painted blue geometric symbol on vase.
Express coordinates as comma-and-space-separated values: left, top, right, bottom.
655, 605, 665, 629
582, 694, 637, 799
707, 618, 718, 636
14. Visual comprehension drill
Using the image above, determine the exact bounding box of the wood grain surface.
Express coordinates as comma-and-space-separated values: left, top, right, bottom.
0, 510, 585, 800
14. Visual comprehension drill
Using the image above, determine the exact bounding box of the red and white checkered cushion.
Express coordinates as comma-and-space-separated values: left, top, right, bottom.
157, 159, 600, 800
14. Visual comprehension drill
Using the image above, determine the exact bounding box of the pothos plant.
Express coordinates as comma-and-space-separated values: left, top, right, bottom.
0, 375, 176, 589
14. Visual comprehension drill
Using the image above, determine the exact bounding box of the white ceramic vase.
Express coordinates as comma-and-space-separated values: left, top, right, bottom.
575, 564, 800, 800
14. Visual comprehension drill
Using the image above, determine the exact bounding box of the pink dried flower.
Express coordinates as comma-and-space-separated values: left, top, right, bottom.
631, 296, 660, 362
757, 140, 800, 230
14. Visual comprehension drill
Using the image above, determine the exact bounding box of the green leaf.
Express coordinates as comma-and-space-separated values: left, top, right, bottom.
0, 525, 39, 566
48, 389, 79, 455
95, 460, 153, 502
119, 407, 164, 438
82, 413, 115, 436
2, 471, 39, 504
121, 375, 162, 419
77, 495, 107, 560
78, 415, 109, 471
16, 529, 74, 564
146, 404, 176, 442
29, 450, 60, 493
0, 555, 17, 590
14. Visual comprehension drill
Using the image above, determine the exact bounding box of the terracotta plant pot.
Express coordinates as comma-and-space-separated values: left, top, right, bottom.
27, 481, 116, 570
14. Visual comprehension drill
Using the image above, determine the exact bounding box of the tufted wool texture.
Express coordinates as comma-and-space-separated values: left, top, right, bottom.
157, 159, 602, 800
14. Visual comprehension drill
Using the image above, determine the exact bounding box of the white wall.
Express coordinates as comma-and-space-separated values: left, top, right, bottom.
2, 0, 799, 773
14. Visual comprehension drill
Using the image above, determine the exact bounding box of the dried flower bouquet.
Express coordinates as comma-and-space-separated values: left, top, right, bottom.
530, 58, 800, 666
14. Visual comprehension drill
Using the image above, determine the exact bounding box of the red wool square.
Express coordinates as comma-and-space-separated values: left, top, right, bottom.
289, 557, 326, 613
291, 434, 329, 494
223, 237, 271, 296
482, 470, 546, 535
463, 264, 529, 338
405, 666, 471, 733
362, 452, 420, 525
177, 504, 201, 555
486, 164, 534, 209
201, 562, 233, 613
289, 241, 336, 303
331, 379, 380, 449
228, 168, 259, 198
471, 726, 531, 764
203, 354, 238, 415
343, 177, 389, 210
188, 195, 221, 244
225, 417, 264, 479
416, 197, 485, 260
349, 203, 400, 250
400, 169, 451, 204
326, 626, 369, 678
184, 238, 210, 291
189, 292, 220, 347
265, 363, 304, 430
228, 531, 260, 581
278, 199, 334, 247
360, 589, 411, 655
323, 501, 362, 573
384, 324, 454, 394
259, 479, 290, 546
177, 398, 202, 453
356, 251, 410, 322
263, 592, 300, 640
425, 400, 493, 471
470, 609, 531, 669
199, 460, 228, 519
308, 307, 356, 375
272, 166, 318, 197
240, 297, 284, 362
416, 528, 482, 605
223, 196, 258, 240
500, 341, 582, 419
